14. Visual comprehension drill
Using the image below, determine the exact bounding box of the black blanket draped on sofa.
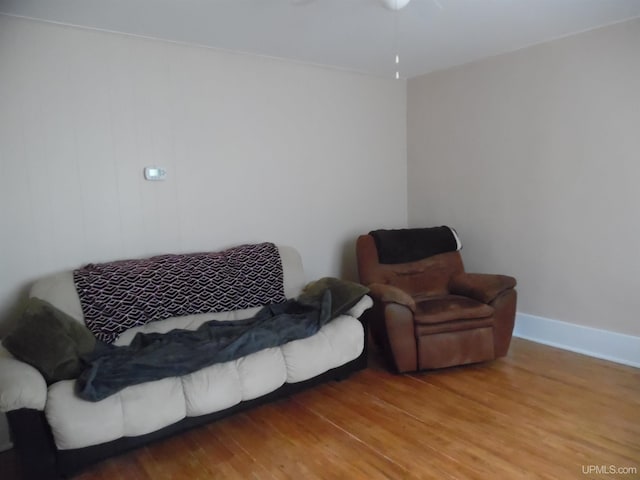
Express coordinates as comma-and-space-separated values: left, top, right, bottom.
77, 292, 334, 402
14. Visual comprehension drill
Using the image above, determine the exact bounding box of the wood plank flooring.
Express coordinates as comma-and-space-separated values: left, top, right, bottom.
2, 338, 639, 479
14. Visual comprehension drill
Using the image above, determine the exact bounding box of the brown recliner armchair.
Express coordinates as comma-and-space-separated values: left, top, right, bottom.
356, 227, 517, 373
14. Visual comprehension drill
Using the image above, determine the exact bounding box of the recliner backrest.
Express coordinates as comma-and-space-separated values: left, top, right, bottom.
356, 235, 465, 297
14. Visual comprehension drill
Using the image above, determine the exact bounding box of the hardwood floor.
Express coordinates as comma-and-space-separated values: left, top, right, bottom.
2, 338, 638, 479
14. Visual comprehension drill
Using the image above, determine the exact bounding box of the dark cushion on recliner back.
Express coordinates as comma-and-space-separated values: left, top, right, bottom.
357, 234, 465, 298
369, 227, 460, 264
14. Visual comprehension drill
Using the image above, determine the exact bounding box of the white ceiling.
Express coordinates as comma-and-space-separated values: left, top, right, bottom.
2, 0, 640, 79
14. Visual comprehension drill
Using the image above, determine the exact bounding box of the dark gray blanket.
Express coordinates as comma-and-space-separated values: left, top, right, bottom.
77, 292, 333, 402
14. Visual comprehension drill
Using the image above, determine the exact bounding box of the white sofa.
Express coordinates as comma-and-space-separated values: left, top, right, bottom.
0, 245, 372, 479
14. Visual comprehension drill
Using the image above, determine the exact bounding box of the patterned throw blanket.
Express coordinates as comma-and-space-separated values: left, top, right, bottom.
73, 242, 287, 344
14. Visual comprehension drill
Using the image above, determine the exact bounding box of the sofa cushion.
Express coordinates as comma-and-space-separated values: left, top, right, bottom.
2, 298, 96, 384
282, 315, 364, 383
44, 312, 365, 450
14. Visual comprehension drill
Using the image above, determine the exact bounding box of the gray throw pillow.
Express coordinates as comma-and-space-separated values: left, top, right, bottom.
2, 298, 96, 384
297, 277, 369, 318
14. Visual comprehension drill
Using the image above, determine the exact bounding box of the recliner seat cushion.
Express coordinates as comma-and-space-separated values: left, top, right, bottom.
414, 295, 494, 325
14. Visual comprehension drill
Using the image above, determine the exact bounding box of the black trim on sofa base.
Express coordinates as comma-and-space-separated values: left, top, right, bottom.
6, 409, 58, 480
7, 341, 368, 480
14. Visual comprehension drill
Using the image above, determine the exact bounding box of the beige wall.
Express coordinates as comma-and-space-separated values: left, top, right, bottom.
0, 15, 408, 335
408, 19, 640, 336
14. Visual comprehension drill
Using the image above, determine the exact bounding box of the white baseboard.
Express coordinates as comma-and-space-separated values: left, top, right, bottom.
514, 313, 640, 368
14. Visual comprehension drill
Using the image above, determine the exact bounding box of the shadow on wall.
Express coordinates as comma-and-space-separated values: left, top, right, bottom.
0, 285, 31, 339
340, 237, 359, 282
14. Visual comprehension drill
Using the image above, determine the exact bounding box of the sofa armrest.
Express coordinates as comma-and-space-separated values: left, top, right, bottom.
0, 345, 47, 412
368, 283, 416, 312
449, 273, 516, 304
345, 295, 373, 319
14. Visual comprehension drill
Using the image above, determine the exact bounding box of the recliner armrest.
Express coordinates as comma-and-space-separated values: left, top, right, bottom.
367, 283, 416, 312
0, 345, 47, 412
449, 273, 516, 305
